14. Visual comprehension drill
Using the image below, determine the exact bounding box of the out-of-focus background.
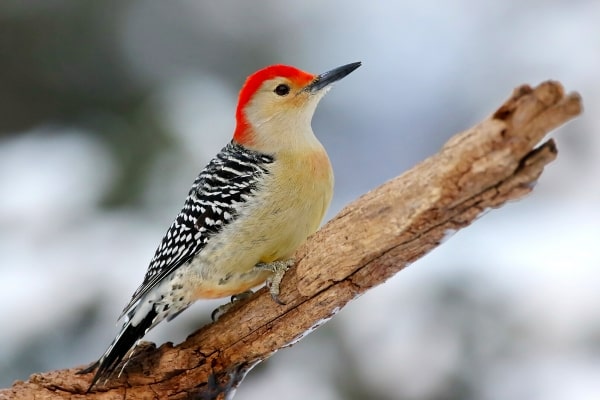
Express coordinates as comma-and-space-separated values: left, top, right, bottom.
1, 1, 598, 399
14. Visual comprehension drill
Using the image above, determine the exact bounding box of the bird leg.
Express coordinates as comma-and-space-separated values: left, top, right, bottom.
254, 259, 295, 305
211, 259, 294, 320
211, 290, 254, 321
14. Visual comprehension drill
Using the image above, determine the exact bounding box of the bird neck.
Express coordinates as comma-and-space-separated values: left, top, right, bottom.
233, 115, 323, 155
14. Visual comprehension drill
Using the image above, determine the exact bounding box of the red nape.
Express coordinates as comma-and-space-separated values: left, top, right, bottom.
233, 65, 314, 145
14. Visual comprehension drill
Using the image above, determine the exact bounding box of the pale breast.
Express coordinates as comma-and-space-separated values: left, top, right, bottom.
184, 147, 333, 299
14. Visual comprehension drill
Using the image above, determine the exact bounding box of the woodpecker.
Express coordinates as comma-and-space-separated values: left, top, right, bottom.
80, 61, 361, 390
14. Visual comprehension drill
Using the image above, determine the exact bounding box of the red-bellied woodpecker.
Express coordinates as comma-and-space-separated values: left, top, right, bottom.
80, 61, 361, 390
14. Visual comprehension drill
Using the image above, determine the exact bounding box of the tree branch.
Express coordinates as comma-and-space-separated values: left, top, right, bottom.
2, 81, 582, 400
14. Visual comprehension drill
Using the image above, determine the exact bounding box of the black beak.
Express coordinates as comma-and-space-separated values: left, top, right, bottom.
305, 61, 361, 93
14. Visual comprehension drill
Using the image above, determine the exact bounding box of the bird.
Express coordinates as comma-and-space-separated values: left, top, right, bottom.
79, 61, 362, 390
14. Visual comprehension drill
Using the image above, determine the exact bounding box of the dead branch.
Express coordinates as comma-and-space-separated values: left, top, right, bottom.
1, 81, 582, 400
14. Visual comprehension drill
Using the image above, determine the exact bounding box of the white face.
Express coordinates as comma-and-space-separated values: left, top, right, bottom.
242, 77, 329, 153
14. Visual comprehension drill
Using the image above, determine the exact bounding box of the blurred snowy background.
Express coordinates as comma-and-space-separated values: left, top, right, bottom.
0, 1, 598, 399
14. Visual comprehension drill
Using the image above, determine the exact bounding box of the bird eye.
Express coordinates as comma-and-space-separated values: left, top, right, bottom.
274, 84, 290, 96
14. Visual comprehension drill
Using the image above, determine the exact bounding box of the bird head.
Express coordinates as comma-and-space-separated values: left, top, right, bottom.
233, 62, 361, 152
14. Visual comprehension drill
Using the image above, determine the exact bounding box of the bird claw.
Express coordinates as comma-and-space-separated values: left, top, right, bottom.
211, 258, 293, 320
255, 259, 295, 305
211, 290, 254, 321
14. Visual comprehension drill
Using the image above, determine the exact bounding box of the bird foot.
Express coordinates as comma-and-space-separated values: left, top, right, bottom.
254, 259, 295, 305
211, 290, 254, 321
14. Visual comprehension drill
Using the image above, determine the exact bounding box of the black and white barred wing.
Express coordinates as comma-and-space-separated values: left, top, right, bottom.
119, 142, 273, 320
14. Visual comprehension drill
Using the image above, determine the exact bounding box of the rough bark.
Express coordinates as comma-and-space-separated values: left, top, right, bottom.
1, 81, 582, 400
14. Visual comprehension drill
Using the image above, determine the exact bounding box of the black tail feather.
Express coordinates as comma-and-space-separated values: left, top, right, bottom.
84, 308, 158, 392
